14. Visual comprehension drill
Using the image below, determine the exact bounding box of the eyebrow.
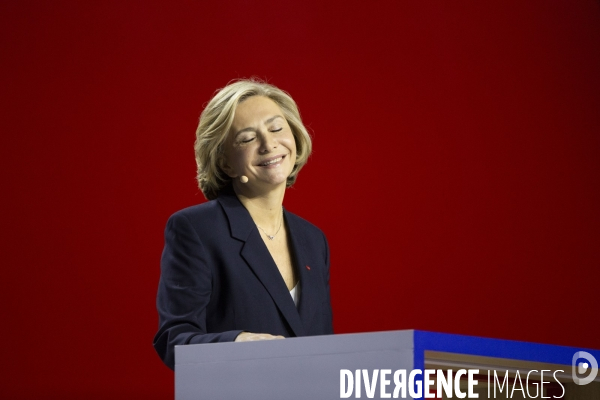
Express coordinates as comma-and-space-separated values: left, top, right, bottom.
234, 115, 284, 137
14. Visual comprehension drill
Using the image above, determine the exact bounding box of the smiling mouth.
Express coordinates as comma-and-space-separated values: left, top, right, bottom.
258, 155, 286, 166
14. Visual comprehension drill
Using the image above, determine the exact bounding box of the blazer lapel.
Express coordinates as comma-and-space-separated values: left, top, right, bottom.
217, 187, 306, 337
284, 210, 319, 332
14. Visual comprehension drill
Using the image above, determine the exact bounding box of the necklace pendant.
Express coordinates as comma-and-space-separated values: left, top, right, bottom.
267, 235, 275, 240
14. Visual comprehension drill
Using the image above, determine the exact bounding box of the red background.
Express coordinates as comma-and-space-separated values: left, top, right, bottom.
1, 1, 599, 398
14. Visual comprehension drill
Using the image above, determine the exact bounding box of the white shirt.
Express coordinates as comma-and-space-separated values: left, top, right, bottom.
289, 282, 300, 307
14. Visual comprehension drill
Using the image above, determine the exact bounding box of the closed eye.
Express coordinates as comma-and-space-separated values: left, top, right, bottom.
271, 128, 283, 132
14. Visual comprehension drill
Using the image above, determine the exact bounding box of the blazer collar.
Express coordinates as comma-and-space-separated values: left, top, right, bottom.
216, 184, 307, 337
284, 212, 319, 331
215, 184, 256, 241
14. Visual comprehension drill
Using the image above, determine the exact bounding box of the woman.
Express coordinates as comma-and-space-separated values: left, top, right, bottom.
153, 79, 333, 370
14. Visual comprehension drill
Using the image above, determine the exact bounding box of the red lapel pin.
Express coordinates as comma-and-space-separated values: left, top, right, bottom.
306, 265, 311, 270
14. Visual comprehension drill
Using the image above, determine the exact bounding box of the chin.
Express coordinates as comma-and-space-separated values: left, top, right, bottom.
260, 175, 289, 187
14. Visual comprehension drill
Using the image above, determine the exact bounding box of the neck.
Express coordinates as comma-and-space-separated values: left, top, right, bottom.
232, 181, 286, 230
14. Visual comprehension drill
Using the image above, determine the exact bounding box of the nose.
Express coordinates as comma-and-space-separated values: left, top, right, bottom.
259, 131, 277, 153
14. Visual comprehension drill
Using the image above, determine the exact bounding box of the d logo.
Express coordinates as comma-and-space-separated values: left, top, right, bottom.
572, 351, 598, 385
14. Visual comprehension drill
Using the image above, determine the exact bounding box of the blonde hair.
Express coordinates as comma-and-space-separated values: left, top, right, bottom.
194, 79, 312, 200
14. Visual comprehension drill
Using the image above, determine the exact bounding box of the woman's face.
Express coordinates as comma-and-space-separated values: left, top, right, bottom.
222, 96, 297, 189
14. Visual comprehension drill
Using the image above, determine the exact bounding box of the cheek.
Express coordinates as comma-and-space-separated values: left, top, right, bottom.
233, 152, 251, 170
286, 142, 298, 170
224, 148, 248, 172
284, 134, 297, 155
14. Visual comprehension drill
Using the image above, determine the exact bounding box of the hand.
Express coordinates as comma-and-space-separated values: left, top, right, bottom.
234, 332, 285, 342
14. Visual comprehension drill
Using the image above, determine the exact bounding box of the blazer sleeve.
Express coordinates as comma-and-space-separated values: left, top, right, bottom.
153, 212, 243, 370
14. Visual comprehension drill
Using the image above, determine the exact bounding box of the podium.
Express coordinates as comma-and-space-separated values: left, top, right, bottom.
174, 330, 600, 399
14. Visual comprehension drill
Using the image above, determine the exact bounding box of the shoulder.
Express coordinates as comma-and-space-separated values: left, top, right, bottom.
285, 210, 330, 271
285, 210, 322, 233
285, 210, 327, 243
169, 200, 222, 221
165, 200, 226, 235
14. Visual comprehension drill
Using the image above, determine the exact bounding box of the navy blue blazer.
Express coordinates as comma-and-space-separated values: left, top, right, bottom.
153, 185, 333, 369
